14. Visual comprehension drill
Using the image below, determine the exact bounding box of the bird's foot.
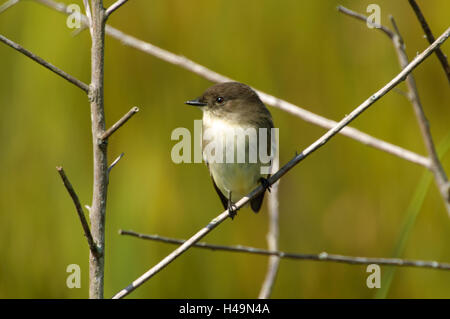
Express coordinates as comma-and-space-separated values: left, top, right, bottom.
259, 177, 271, 193
227, 193, 238, 220
228, 202, 238, 220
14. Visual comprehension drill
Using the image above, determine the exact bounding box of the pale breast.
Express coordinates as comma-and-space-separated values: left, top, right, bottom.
202, 113, 267, 202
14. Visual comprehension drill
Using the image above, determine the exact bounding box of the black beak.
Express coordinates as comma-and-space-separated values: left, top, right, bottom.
185, 98, 207, 107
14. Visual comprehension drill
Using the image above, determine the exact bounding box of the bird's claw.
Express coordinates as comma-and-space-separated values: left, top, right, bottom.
227, 192, 238, 220
260, 177, 271, 193
228, 202, 238, 219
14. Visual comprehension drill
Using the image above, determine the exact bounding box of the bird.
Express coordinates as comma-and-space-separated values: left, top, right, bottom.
185, 82, 275, 218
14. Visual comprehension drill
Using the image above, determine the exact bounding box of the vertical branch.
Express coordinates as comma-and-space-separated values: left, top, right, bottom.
259, 156, 280, 299
337, 5, 450, 215
389, 16, 450, 215
87, 0, 107, 299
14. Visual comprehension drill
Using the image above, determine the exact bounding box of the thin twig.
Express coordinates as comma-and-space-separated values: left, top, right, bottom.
119, 230, 450, 271
83, 0, 93, 37
112, 29, 450, 298
258, 156, 280, 299
0, 0, 19, 14
108, 152, 124, 173
338, 5, 450, 215
337, 5, 394, 39
408, 0, 450, 83
56, 167, 99, 256
100, 106, 139, 140
32, 0, 431, 170
0, 34, 89, 93
105, 0, 128, 18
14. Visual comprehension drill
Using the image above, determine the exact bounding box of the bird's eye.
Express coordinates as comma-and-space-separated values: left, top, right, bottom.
216, 96, 224, 104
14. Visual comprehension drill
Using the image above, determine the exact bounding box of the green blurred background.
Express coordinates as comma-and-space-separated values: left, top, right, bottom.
0, 0, 449, 298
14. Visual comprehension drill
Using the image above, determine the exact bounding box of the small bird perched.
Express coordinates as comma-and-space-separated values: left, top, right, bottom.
186, 82, 275, 217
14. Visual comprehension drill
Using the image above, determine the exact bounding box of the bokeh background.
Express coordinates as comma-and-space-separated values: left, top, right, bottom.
0, 0, 449, 298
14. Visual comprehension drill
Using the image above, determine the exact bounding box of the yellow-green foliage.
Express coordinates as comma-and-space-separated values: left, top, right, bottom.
0, 0, 449, 298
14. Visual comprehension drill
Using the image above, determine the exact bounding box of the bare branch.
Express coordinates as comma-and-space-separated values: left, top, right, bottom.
87, 0, 107, 299
259, 156, 280, 299
0, 34, 89, 93
338, 5, 450, 215
0, 0, 19, 14
56, 167, 99, 256
408, 0, 450, 83
390, 15, 450, 215
108, 152, 124, 173
337, 5, 394, 39
100, 106, 139, 140
32, 0, 431, 170
112, 29, 450, 298
105, 0, 128, 18
119, 230, 450, 271
83, 0, 93, 36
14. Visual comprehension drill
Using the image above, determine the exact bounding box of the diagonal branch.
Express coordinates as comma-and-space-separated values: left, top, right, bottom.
100, 106, 139, 140
408, 0, 450, 83
338, 5, 450, 215
56, 166, 99, 256
32, 0, 431, 170
105, 0, 128, 18
0, 0, 19, 14
112, 28, 450, 298
119, 230, 450, 271
0, 34, 89, 93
